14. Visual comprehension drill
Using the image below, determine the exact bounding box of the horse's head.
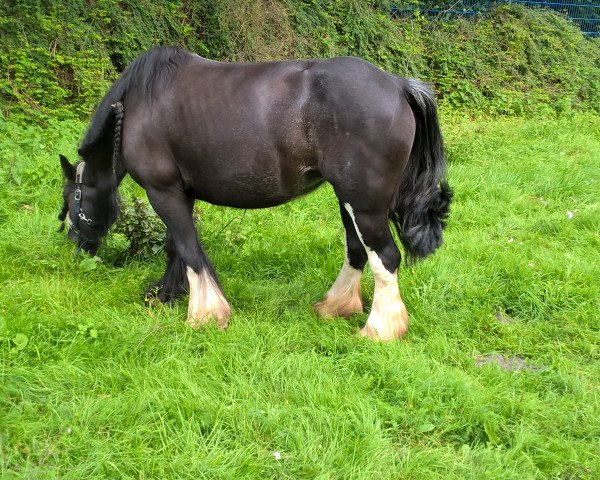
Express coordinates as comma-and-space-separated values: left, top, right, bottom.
59, 154, 120, 255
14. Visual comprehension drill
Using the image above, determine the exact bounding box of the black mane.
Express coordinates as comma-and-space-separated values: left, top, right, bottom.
78, 46, 189, 156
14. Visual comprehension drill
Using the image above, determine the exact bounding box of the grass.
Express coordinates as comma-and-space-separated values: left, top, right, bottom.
0, 113, 599, 479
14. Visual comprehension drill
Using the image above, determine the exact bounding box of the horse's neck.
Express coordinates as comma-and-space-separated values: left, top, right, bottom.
99, 164, 126, 193
110, 160, 127, 188
87, 140, 126, 190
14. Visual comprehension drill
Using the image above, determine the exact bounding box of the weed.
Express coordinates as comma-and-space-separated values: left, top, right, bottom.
112, 197, 166, 258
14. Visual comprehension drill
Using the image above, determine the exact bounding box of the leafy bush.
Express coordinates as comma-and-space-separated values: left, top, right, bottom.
421, 5, 600, 115
1, 1, 599, 120
112, 197, 165, 258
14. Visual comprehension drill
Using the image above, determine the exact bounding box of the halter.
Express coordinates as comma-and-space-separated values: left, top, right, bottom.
66, 102, 123, 252
68, 162, 98, 242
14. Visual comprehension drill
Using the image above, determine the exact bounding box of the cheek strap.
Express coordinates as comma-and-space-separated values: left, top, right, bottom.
73, 162, 86, 221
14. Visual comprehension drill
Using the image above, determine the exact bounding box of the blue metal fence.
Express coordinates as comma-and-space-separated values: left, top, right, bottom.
392, 1, 600, 36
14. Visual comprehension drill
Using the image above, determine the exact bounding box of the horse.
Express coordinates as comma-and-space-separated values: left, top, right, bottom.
58, 46, 452, 340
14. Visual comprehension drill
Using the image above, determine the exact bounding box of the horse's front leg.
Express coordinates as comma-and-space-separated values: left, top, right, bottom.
145, 187, 231, 329
145, 228, 188, 303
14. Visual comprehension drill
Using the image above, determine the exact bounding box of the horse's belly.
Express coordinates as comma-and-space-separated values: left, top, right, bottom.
191, 163, 324, 209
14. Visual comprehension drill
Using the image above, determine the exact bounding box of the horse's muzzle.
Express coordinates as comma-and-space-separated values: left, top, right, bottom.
66, 227, 99, 256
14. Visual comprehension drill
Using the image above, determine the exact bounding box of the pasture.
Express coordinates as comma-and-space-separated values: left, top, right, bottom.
1, 113, 599, 478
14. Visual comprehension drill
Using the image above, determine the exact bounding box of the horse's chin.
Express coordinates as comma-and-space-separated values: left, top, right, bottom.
67, 232, 101, 255
79, 241, 100, 256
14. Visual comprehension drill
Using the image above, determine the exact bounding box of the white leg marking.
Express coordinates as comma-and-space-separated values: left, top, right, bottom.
185, 267, 231, 329
361, 251, 408, 340
315, 247, 363, 318
343, 203, 408, 340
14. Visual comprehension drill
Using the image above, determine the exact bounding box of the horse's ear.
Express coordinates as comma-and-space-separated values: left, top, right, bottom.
59, 154, 74, 180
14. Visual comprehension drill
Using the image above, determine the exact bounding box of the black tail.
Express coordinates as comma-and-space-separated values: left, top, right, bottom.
389, 79, 453, 262
78, 46, 189, 157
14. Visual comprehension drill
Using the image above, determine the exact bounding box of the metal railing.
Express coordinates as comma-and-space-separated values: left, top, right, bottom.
391, 1, 600, 36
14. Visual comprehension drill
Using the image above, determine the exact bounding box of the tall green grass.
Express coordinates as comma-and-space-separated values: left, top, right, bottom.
1, 114, 598, 478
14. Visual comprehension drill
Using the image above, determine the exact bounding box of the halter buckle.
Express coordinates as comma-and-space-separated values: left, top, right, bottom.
78, 211, 93, 226
74, 188, 82, 201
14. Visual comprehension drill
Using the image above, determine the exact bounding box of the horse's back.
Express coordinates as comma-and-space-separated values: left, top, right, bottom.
121, 51, 415, 208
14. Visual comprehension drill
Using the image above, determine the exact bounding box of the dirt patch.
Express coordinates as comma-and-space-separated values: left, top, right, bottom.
494, 310, 514, 325
475, 354, 546, 372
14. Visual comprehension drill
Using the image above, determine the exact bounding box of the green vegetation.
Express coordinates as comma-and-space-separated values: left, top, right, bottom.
2, 1, 600, 121
1, 113, 599, 477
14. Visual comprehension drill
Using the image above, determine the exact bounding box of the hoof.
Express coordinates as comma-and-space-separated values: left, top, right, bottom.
359, 307, 409, 341
185, 310, 230, 330
144, 280, 186, 304
314, 295, 363, 319
316, 261, 363, 318
186, 266, 231, 330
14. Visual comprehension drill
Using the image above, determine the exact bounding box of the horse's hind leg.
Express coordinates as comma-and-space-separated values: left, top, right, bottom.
315, 202, 366, 318
145, 187, 231, 329
343, 204, 408, 340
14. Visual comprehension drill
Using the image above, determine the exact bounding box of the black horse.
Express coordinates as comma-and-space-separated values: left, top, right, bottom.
59, 46, 452, 340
